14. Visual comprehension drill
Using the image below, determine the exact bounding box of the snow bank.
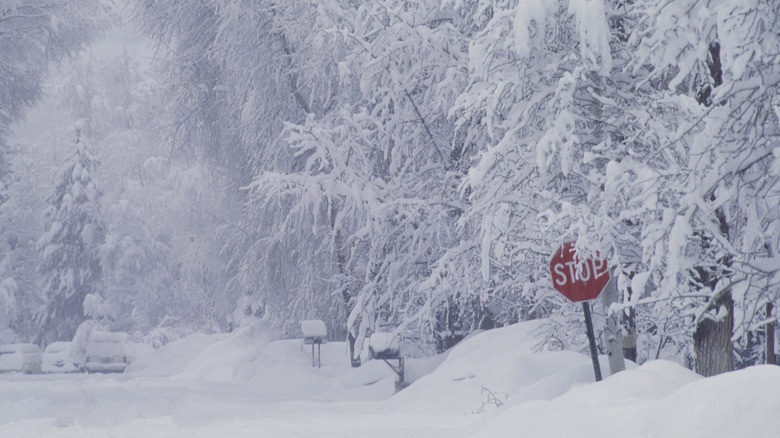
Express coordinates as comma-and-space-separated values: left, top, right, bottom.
126, 319, 449, 403
474, 362, 780, 438
2, 319, 780, 437
179, 324, 419, 401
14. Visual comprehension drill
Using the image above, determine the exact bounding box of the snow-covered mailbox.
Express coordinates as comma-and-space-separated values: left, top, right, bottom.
368, 332, 405, 391
301, 320, 327, 368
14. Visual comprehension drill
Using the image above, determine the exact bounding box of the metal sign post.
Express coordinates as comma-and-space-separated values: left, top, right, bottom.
581, 301, 602, 382
550, 241, 611, 382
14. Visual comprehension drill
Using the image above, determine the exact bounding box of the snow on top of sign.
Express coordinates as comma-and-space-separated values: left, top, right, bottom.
301, 320, 327, 338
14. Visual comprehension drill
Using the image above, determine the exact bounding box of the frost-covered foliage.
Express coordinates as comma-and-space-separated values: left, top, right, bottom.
454, 0, 780, 371
0, 0, 106, 166
447, 0, 634, 358
622, 0, 780, 373
259, 1, 473, 353
0, 0, 107, 342
45, 14, 230, 338
3, 3, 235, 344
135, 0, 474, 348
130, 0, 780, 370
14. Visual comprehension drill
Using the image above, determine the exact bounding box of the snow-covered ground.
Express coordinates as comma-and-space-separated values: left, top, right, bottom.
1, 320, 779, 437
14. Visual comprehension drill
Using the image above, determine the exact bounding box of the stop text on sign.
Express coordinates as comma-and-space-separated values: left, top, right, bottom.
552, 257, 609, 286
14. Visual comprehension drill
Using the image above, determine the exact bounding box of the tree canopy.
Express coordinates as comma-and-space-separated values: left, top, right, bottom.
1, 0, 778, 374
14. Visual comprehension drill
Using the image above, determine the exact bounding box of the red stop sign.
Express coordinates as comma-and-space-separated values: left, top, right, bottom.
549, 241, 610, 302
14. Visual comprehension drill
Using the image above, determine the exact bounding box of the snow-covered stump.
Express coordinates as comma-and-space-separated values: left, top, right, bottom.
368, 333, 405, 391
301, 320, 327, 368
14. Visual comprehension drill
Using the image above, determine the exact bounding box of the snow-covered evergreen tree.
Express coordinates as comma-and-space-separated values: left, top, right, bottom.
35, 131, 105, 344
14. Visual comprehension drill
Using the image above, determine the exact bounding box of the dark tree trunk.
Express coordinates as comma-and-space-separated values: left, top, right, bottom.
692, 199, 734, 376
347, 330, 361, 368
694, 292, 734, 376
623, 309, 637, 363
332, 203, 361, 367
622, 280, 638, 363
767, 303, 775, 365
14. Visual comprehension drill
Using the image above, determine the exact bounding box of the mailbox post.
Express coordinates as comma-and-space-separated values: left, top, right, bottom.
301, 320, 328, 368
368, 332, 405, 391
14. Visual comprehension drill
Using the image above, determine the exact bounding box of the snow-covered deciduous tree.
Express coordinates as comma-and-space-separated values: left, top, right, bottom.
0, 164, 46, 340
134, 1, 470, 350
622, 0, 780, 375
122, 0, 780, 374
35, 132, 105, 345
238, 1, 478, 358
446, 0, 629, 357
447, 0, 779, 375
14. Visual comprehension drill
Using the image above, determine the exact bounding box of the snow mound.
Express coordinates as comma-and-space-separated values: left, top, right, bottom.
125, 332, 226, 377
176, 320, 283, 382
392, 319, 780, 437
394, 319, 621, 414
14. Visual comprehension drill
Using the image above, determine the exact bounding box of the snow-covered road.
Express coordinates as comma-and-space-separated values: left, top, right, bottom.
0, 372, 476, 437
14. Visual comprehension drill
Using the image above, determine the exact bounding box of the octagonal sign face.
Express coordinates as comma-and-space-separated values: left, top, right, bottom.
549, 241, 610, 302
